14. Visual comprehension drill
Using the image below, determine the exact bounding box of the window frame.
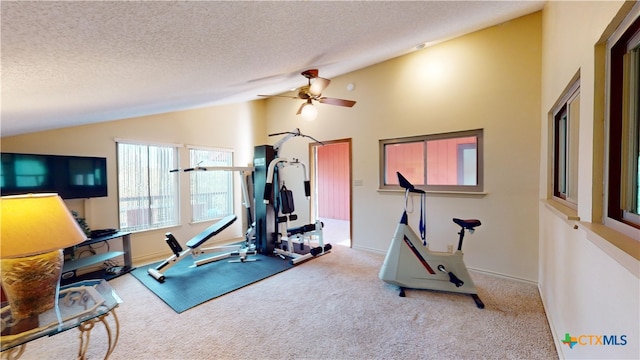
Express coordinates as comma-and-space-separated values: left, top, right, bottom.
606, 8, 640, 232
551, 79, 580, 208
116, 140, 180, 233
379, 128, 484, 192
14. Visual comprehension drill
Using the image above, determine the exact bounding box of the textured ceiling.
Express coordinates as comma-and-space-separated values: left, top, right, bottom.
1, 1, 545, 137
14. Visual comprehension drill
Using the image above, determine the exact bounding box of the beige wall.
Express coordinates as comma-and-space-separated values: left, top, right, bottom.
1, 12, 543, 281
1, 102, 266, 264
539, 1, 639, 358
266, 12, 543, 282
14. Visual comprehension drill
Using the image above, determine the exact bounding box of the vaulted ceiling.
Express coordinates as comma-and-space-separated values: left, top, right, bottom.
1, 1, 545, 137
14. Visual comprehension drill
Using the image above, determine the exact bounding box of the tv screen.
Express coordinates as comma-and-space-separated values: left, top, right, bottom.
1, 153, 107, 199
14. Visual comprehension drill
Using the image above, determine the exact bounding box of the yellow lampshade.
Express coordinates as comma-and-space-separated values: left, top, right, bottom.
1, 193, 87, 258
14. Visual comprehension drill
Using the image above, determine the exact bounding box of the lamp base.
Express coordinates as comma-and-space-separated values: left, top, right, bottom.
0, 249, 63, 320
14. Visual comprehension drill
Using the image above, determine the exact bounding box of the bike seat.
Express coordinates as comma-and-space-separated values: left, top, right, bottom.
453, 218, 481, 230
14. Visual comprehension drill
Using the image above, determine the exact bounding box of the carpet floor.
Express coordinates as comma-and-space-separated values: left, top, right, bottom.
15, 244, 557, 359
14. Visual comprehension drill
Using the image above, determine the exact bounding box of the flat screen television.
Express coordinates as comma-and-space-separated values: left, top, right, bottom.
1, 152, 108, 199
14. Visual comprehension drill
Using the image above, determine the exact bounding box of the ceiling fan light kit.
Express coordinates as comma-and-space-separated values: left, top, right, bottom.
300, 102, 318, 121
258, 69, 356, 119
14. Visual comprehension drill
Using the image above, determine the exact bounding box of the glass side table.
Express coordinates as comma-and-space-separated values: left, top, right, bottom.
1, 279, 122, 360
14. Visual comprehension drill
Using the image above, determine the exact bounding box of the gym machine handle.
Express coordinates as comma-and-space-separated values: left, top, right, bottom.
264, 180, 309, 203
264, 182, 273, 204
304, 180, 311, 197
264, 157, 310, 204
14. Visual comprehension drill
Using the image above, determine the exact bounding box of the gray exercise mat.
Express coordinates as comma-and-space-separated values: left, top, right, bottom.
131, 254, 293, 313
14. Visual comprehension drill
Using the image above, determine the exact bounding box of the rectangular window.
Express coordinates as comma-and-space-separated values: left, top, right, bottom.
379, 129, 483, 192
189, 147, 234, 222
607, 11, 640, 229
552, 81, 580, 206
117, 142, 179, 232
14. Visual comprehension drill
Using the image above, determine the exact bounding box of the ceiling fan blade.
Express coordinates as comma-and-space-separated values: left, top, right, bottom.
318, 97, 356, 107
296, 102, 305, 115
257, 94, 300, 99
309, 77, 331, 96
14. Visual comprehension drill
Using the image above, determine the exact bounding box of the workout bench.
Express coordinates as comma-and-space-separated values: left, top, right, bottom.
147, 214, 256, 282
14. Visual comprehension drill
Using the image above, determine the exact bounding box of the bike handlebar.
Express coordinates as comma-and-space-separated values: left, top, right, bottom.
397, 172, 425, 193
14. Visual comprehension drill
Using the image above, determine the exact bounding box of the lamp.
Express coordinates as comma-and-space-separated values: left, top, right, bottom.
299, 100, 318, 121
1, 193, 86, 320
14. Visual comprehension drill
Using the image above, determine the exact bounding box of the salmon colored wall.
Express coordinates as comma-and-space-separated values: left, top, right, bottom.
426, 136, 475, 185
317, 142, 349, 220
384, 136, 476, 185
384, 142, 424, 185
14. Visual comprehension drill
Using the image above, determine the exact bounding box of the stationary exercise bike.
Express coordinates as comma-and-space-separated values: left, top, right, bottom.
379, 172, 485, 308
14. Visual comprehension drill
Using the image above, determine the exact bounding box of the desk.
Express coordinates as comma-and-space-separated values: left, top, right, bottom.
1, 280, 121, 359
63, 232, 134, 285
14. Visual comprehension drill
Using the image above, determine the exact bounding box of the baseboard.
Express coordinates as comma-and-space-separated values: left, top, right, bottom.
538, 283, 564, 359
351, 244, 386, 255
352, 245, 539, 285
134, 251, 173, 267
467, 267, 538, 285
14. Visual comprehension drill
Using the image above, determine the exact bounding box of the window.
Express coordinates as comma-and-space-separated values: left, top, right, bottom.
607, 11, 640, 229
117, 142, 179, 232
379, 129, 483, 192
189, 147, 234, 222
552, 80, 580, 207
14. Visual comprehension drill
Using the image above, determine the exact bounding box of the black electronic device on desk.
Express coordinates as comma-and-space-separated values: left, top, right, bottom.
61, 229, 134, 285
90, 228, 118, 238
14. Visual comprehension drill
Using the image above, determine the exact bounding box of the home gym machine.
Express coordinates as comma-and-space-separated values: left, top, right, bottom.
253, 128, 331, 264
148, 128, 329, 282
148, 167, 257, 283
379, 172, 484, 308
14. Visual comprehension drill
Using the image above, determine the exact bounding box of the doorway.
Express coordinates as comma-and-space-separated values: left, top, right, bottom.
309, 139, 352, 247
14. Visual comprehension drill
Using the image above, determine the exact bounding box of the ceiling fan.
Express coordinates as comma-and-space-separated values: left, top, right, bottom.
258, 69, 356, 120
